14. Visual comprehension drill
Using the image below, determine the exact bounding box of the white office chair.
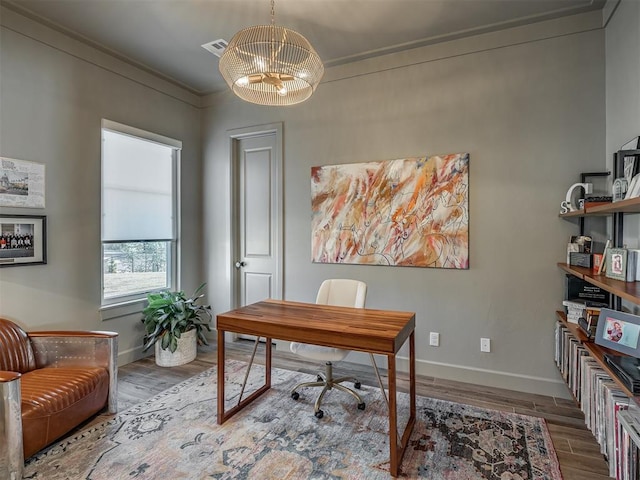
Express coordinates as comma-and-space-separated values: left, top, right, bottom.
290, 279, 367, 419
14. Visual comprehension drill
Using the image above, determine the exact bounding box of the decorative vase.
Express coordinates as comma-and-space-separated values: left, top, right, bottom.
154, 329, 197, 367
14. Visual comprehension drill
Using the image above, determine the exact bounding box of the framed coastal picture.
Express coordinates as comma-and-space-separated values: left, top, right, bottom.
311, 153, 469, 268
0, 215, 47, 267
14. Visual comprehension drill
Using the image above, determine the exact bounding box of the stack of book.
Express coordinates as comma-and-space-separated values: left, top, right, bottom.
578, 307, 602, 340
563, 299, 604, 327
563, 300, 587, 324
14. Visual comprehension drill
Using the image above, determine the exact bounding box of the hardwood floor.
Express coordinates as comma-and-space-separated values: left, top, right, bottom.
115, 340, 611, 480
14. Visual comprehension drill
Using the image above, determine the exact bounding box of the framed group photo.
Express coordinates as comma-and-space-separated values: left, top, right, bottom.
0, 215, 47, 267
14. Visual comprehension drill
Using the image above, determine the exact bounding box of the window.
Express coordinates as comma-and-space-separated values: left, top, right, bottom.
101, 120, 180, 305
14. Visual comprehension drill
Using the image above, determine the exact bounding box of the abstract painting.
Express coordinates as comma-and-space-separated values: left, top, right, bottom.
311, 153, 469, 268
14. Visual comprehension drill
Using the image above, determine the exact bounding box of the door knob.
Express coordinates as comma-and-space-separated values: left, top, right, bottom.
235, 261, 247, 269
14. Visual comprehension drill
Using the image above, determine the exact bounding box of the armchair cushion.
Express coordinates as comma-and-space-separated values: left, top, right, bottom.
21, 367, 110, 458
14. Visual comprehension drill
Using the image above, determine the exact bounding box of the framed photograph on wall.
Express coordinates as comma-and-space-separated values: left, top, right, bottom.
0, 157, 45, 208
0, 215, 47, 267
595, 308, 640, 356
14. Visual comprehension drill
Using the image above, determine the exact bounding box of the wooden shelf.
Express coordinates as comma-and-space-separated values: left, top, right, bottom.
559, 196, 640, 218
558, 263, 640, 306
588, 197, 640, 214
559, 209, 586, 218
556, 311, 639, 400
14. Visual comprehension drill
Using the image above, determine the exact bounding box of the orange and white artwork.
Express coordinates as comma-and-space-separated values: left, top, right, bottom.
311, 153, 469, 268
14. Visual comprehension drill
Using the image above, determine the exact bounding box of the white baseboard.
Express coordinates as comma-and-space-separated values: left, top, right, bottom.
202, 336, 570, 399
117, 345, 151, 366
345, 350, 570, 399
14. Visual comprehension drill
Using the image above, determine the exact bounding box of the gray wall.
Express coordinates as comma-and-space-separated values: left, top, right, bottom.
0, 7, 203, 364
606, 0, 640, 257
606, 0, 640, 156
203, 12, 607, 397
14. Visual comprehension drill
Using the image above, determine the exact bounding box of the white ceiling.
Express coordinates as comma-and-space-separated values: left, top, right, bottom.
3, 0, 607, 95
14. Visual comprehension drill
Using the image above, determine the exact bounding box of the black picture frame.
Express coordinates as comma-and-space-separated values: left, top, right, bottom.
595, 308, 640, 357
0, 214, 47, 267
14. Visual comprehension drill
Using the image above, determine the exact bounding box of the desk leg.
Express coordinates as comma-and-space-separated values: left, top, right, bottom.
388, 331, 417, 477
388, 354, 399, 476
217, 332, 272, 425
216, 329, 226, 425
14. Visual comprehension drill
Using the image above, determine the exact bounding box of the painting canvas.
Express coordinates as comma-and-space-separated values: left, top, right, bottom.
311, 153, 469, 268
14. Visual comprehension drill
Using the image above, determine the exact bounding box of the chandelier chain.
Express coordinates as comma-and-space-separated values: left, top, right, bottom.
270, 0, 276, 68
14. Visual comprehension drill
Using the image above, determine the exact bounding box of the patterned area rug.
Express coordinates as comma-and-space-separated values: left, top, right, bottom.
24, 362, 562, 479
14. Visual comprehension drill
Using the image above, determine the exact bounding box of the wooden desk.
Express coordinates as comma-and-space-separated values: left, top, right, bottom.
216, 299, 416, 477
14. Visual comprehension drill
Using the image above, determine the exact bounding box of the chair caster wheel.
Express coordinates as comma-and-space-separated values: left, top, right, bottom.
317, 375, 323, 382
354, 381, 361, 389
357, 402, 366, 410
291, 392, 300, 400
315, 409, 324, 419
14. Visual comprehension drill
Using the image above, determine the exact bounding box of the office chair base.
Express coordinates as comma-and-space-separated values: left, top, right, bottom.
290, 362, 365, 418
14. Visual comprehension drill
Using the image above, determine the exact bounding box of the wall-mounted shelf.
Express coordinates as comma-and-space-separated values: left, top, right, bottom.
556, 311, 638, 400
556, 153, 640, 463
559, 196, 640, 218
558, 263, 640, 305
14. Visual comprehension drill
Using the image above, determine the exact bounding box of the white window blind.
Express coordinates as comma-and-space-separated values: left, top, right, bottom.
102, 130, 176, 242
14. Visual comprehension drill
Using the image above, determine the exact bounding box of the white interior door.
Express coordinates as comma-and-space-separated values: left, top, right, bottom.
230, 124, 283, 339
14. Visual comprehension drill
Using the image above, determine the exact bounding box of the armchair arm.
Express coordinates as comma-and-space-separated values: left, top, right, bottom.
0, 371, 23, 480
28, 331, 119, 414
0, 371, 21, 382
28, 330, 117, 338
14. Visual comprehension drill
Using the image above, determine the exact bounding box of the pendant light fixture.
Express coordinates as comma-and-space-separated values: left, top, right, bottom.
218, 0, 324, 106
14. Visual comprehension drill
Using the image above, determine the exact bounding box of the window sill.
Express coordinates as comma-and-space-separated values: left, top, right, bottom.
100, 298, 146, 321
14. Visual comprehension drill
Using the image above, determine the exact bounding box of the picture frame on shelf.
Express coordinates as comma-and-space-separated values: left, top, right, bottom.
0, 215, 47, 267
605, 247, 627, 281
595, 308, 640, 357
625, 173, 640, 199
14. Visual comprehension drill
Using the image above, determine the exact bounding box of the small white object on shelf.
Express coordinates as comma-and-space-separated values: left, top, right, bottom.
564, 182, 593, 212
625, 173, 640, 199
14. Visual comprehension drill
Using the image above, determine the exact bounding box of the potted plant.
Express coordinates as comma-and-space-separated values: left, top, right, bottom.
141, 283, 212, 367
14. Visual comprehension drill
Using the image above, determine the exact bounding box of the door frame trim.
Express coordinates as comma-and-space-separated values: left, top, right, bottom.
228, 122, 283, 310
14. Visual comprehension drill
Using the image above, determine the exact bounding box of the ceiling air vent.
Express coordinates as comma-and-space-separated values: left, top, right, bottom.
201, 39, 228, 58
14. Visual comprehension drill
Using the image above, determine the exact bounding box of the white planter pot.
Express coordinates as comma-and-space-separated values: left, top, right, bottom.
154, 329, 198, 367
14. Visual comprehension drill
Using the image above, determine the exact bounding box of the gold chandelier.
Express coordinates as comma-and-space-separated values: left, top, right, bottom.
218, 0, 324, 106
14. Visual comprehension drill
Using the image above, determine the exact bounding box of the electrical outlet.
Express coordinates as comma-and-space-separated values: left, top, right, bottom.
429, 332, 440, 347
480, 337, 491, 352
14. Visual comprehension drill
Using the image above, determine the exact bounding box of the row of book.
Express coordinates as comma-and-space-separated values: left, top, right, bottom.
619, 410, 640, 480
555, 321, 640, 479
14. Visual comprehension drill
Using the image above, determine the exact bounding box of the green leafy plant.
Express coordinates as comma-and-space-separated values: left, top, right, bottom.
142, 283, 212, 353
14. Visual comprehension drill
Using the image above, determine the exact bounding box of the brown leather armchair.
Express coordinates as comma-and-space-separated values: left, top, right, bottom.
0, 318, 118, 479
